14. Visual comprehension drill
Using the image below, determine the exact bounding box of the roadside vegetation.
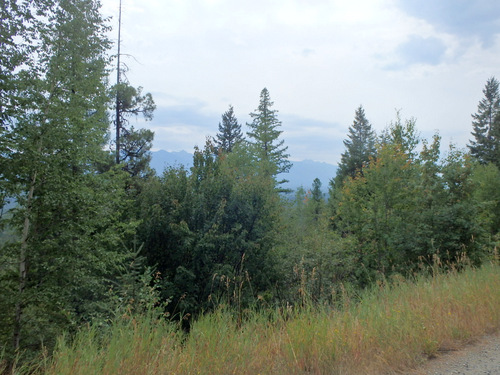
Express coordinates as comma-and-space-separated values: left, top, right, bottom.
2, 1, 500, 374
5, 258, 498, 375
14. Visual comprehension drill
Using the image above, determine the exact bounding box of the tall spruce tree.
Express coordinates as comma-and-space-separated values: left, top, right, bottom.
468, 77, 500, 167
247, 88, 292, 187
335, 105, 376, 184
309, 177, 324, 221
328, 106, 376, 228
215, 104, 243, 154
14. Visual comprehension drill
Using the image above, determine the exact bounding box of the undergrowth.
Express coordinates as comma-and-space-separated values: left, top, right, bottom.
6, 262, 500, 375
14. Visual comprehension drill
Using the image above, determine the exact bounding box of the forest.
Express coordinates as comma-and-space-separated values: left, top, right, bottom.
1, 0, 500, 372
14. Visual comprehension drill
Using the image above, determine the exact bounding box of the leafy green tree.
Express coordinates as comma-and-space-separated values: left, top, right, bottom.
468, 77, 500, 167
0, 0, 41, 212
274, 185, 355, 305
380, 111, 420, 156
471, 163, 500, 238
215, 104, 243, 154
0, 1, 44, 354
0, 0, 29, 127
436, 147, 485, 264
0, 0, 137, 362
337, 118, 486, 286
247, 88, 292, 187
339, 140, 418, 280
137, 140, 280, 319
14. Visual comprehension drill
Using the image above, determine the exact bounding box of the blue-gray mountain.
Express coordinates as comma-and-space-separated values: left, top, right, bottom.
150, 150, 337, 193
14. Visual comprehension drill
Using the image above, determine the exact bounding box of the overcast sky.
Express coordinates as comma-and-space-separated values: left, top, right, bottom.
101, 0, 500, 165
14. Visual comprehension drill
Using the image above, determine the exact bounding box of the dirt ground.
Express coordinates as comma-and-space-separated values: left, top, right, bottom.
410, 331, 500, 375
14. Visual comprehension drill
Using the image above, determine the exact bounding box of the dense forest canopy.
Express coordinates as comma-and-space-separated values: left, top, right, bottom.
1, 0, 499, 369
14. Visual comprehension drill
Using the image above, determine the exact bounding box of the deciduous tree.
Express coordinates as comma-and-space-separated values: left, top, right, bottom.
0, 0, 136, 362
337, 117, 486, 286
137, 141, 280, 319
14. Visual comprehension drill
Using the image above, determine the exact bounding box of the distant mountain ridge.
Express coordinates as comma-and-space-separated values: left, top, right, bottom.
150, 150, 193, 172
150, 150, 337, 192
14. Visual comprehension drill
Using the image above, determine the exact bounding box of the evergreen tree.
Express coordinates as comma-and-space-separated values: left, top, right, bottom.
111, 0, 156, 178
308, 178, 324, 221
328, 106, 376, 229
137, 140, 279, 319
468, 77, 500, 167
113, 82, 156, 178
335, 105, 376, 184
215, 104, 243, 154
247, 88, 292, 187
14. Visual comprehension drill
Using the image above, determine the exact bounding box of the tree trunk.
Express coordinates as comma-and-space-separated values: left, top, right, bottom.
12, 169, 37, 353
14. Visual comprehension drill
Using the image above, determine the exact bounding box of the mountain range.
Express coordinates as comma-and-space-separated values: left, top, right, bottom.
150, 150, 337, 193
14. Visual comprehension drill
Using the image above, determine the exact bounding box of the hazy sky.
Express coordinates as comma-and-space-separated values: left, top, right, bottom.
101, 0, 500, 164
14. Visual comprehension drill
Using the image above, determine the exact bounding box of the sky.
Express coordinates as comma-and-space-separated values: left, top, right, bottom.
100, 0, 500, 165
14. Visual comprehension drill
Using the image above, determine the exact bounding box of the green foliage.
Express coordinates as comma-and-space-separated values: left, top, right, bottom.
115, 83, 156, 121
468, 77, 500, 167
0, 0, 147, 365
380, 111, 420, 156
336, 117, 487, 285
274, 184, 356, 306
137, 140, 281, 319
471, 162, 500, 238
112, 82, 156, 178
308, 178, 324, 222
329, 106, 377, 229
336, 105, 377, 183
247, 88, 292, 188
215, 104, 243, 154
2, 2, 500, 368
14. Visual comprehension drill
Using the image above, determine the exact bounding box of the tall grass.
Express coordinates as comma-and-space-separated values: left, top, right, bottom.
27, 263, 500, 375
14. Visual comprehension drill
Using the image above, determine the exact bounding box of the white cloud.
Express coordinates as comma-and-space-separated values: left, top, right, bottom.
397, 0, 500, 47
101, 0, 500, 164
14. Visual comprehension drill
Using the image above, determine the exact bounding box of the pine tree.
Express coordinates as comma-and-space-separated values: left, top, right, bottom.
112, 0, 156, 177
309, 178, 324, 221
328, 106, 376, 228
468, 77, 500, 167
215, 105, 243, 154
113, 83, 156, 178
247, 88, 292, 186
335, 105, 376, 184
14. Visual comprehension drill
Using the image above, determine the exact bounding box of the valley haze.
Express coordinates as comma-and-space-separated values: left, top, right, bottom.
150, 150, 337, 193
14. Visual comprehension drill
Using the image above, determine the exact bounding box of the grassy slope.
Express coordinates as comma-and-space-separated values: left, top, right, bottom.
19, 262, 500, 375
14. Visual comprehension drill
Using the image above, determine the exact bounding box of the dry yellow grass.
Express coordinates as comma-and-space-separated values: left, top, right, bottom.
39, 263, 500, 375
